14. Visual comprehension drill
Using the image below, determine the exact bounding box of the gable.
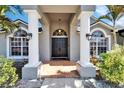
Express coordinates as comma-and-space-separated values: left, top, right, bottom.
90, 16, 96, 25
90, 23, 112, 36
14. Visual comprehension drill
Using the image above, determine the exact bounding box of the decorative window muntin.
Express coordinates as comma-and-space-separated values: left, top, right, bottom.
92, 31, 105, 37
14, 29, 27, 37
53, 29, 67, 36
90, 31, 109, 57
9, 30, 29, 57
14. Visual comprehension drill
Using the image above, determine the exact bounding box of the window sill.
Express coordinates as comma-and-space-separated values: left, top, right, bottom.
7, 56, 28, 60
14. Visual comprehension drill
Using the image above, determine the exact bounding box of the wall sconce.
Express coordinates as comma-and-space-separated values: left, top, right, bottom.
27, 33, 32, 40
86, 33, 93, 40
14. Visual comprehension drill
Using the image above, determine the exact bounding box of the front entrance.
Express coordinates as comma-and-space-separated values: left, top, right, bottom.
52, 38, 68, 58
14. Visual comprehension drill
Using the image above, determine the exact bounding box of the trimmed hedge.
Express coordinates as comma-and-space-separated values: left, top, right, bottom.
0, 56, 18, 87
97, 46, 124, 85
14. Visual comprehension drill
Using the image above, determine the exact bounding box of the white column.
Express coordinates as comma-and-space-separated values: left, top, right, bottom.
27, 10, 39, 66
80, 11, 92, 66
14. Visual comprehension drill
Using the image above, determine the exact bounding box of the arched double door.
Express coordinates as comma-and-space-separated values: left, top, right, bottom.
52, 29, 68, 58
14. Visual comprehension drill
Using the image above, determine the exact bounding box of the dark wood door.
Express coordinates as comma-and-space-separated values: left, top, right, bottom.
52, 38, 68, 57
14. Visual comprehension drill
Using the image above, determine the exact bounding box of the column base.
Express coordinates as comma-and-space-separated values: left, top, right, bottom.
77, 62, 96, 78
22, 62, 42, 80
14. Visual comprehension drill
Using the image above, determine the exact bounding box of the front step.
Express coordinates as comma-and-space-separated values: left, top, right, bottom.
40, 60, 80, 78
41, 70, 80, 78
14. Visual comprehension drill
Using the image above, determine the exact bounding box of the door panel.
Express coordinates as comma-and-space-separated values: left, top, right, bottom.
52, 38, 68, 57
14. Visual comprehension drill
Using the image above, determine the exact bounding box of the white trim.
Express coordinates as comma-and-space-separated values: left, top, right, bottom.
90, 28, 108, 37
51, 36, 68, 38
51, 57, 68, 58
90, 21, 113, 30
7, 56, 28, 60
19, 27, 28, 32
108, 35, 111, 50
90, 27, 111, 51
14, 19, 28, 26
7, 35, 9, 58
6, 29, 29, 60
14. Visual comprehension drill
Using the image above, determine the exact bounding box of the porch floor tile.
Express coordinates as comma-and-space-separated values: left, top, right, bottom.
40, 60, 80, 78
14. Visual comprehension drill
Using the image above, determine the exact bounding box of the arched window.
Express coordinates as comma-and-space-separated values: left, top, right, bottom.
90, 30, 109, 57
53, 29, 67, 36
9, 29, 29, 58
92, 31, 105, 37
14, 29, 27, 37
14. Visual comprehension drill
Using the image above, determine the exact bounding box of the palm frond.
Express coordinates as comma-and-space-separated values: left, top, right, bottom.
106, 5, 124, 22
97, 12, 113, 22
0, 5, 22, 33
0, 16, 19, 32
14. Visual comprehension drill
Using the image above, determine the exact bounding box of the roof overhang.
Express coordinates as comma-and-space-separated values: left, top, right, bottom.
90, 21, 113, 30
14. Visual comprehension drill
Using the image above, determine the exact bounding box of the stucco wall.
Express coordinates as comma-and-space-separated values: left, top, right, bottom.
90, 17, 96, 25
70, 26, 80, 61
50, 21, 69, 36
39, 25, 50, 61
0, 18, 117, 62
69, 22, 114, 61
0, 33, 6, 57
19, 23, 28, 30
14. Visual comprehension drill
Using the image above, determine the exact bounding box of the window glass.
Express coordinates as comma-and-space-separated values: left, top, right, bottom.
90, 31, 108, 57
9, 30, 29, 57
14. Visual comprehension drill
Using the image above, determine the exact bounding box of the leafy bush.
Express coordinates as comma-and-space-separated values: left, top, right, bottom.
0, 56, 18, 87
97, 46, 124, 85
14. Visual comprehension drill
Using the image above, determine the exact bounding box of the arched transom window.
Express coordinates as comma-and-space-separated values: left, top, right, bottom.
92, 31, 105, 37
90, 30, 109, 57
53, 29, 67, 36
9, 29, 29, 58
14, 29, 27, 37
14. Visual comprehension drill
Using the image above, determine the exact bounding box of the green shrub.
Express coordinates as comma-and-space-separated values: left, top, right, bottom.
0, 56, 18, 87
97, 46, 124, 85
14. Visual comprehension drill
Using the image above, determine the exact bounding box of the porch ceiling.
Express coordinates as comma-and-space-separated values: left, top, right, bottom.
39, 5, 80, 13
46, 13, 73, 22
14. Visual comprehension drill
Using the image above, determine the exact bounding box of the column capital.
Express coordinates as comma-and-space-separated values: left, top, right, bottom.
21, 5, 38, 11
80, 5, 96, 12
24, 10, 38, 13
24, 10, 41, 19
78, 11, 93, 20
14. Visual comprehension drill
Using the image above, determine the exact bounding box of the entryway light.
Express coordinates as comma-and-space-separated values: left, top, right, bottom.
58, 18, 62, 33
58, 29, 61, 33
86, 33, 93, 40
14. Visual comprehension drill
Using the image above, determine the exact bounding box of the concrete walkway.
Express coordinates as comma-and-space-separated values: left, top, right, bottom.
16, 78, 124, 88
41, 78, 84, 88
16, 78, 84, 88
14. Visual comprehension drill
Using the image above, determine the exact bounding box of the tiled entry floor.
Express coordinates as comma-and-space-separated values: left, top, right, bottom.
40, 60, 80, 78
